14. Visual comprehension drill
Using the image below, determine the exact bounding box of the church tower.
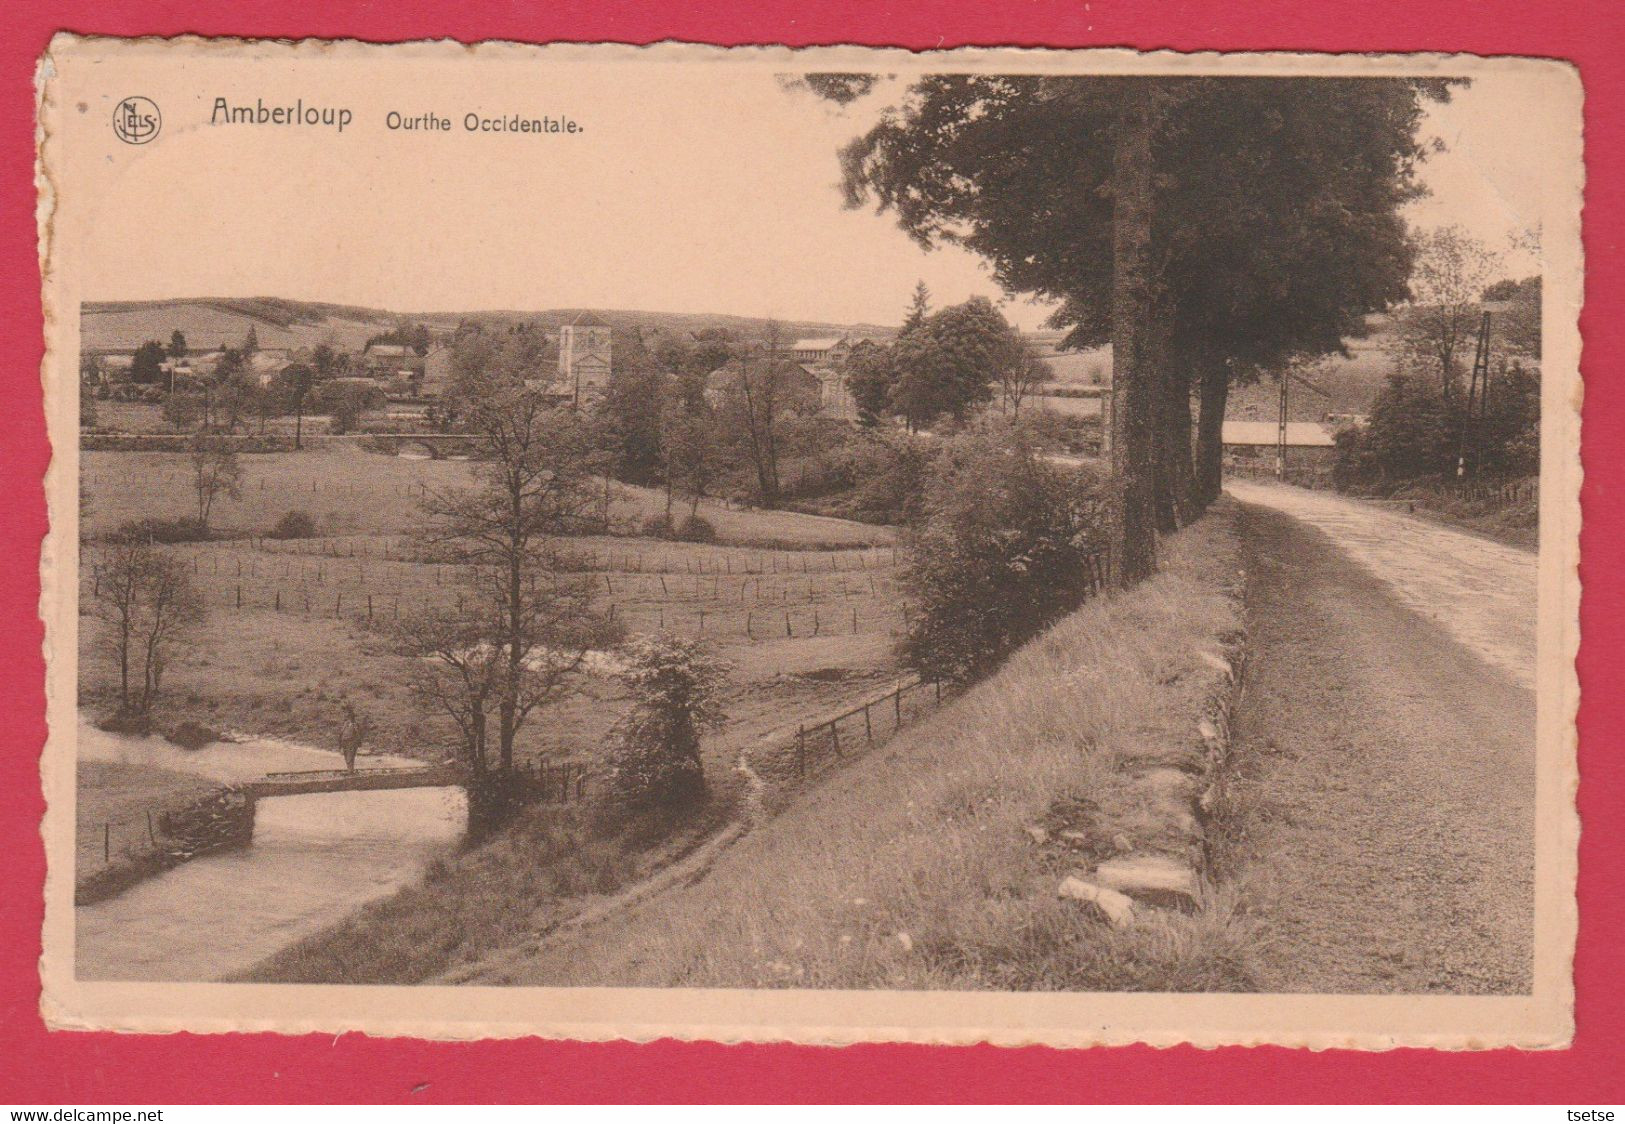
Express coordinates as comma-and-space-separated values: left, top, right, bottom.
558, 311, 612, 405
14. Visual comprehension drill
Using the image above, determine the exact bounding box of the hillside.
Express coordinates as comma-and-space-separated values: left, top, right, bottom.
1037, 325, 1400, 422
443, 505, 1254, 993
1226, 326, 1399, 423
80, 296, 893, 354
80, 298, 396, 353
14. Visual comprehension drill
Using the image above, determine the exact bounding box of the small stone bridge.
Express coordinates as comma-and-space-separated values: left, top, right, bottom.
240, 763, 469, 802
358, 432, 482, 459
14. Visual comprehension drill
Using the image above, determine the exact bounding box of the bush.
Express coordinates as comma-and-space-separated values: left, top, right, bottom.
674, 515, 716, 543
267, 510, 318, 539
641, 513, 676, 540
113, 516, 212, 544
1334, 364, 1540, 488
898, 430, 1108, 685
606, 635, 731, 811
842, 432, 935, 526
164, 720, 223, 751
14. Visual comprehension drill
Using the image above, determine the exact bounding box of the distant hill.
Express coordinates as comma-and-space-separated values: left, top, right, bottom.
1035, 322, 1403, 423
80, 297, 894, 354
80, 298, 396, 354
1226, 321, 1400, 423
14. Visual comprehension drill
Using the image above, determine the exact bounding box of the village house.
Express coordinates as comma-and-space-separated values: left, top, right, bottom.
790, 335, 853, 365
786, 333, 874, 422
361, 342, 427, 381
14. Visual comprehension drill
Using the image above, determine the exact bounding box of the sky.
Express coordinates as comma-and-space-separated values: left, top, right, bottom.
73, 60, 1558, 330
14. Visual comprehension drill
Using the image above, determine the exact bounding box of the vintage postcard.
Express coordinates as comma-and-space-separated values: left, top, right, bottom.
35, 37, 1582, 1048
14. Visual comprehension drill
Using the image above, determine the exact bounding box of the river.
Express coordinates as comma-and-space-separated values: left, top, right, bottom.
75, 717, 467, 982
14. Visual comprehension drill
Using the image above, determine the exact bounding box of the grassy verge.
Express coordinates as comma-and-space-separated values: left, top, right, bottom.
1378, 479, 1537, 550
477, 500, 1259, 991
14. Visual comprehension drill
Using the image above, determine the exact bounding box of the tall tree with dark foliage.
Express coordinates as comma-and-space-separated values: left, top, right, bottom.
821, 75, 1449, 583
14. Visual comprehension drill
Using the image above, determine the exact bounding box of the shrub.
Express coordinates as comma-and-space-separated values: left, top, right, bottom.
898, 430, 1108, 684
674, 515, 716, 543
165, 720, 222, 751
843, 432, 935, 526
606, 635, 731, 811
641, 513, 676, 540
1334, 363, 1540, 488
113, 516, 212, 544
267, 510, 318, 540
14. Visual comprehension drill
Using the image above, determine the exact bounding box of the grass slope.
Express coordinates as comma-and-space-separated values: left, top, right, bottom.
472, 502, 1257, 992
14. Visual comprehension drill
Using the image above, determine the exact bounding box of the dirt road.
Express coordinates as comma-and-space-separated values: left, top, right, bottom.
1224, 483, 1536, 994
1226, 480, 1537, 690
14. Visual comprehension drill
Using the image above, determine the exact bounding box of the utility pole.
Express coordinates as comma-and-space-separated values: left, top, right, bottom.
1277, 373, 1288, 482
1456, 311, 1493, 479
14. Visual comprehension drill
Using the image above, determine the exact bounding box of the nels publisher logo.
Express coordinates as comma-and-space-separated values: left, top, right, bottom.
112, 96, 161, 144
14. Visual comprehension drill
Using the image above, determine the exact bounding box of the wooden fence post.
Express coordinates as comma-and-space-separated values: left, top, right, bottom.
103, 822, 110, 862
796, 725, 806, 777
864, 703, 873, 744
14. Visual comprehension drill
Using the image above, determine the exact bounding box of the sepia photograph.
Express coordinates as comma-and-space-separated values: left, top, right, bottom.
35, 39, 1581, 1048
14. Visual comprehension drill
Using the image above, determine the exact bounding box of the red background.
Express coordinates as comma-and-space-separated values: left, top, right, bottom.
3, 0, 1621, 1104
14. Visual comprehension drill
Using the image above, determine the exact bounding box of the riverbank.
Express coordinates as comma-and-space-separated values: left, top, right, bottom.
76, 759, 222, 903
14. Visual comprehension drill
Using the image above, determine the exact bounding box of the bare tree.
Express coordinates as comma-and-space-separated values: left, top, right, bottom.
1395, 226, 1501, 400
408, 378, 618, 772
396, 553, 607, 776
660, 390, 722, 523
720, 323, 812, 508
189, 431, 244, 530
90, 533, 202, 716
1001, 342, 1050, 415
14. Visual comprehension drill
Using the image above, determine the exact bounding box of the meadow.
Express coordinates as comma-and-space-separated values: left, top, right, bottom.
78, 443, 908, 792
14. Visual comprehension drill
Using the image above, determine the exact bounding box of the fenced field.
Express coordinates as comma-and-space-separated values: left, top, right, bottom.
77, 443, 913, 782
82, 534, 905, 646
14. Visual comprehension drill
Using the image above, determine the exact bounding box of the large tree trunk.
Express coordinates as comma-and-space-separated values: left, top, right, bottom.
1157, 353, 1197, 529
1147, 315, 1189, 534
1107, 82, 1159, 588
1194, 356, 1230, 507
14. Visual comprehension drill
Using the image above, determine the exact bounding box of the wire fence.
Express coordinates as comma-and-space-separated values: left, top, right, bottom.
784, 676, 943, 780
83, 538, 907, 644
